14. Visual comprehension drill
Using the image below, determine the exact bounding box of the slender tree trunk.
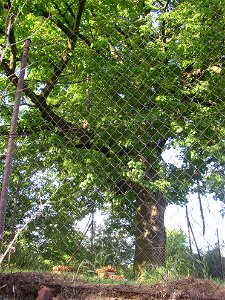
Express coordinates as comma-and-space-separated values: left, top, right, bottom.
0, 39, 31, 251
90, 210, 95, 266
134, 188, 167, 270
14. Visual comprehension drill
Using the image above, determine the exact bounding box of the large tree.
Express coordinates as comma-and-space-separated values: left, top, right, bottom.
0, 0, 224, 270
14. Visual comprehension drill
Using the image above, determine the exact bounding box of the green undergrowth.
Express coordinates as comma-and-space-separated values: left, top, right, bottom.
1, 266, 224, 287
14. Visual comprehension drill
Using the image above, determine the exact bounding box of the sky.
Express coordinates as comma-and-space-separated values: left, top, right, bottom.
77, 146, 225, 256
77, 195, 224, 255
165, 194, 224, 254
163, 145, 224, 254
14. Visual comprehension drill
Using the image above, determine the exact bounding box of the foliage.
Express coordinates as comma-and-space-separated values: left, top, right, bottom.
203, 246, 225, 280
166, 229, 194, 276
0, 0, 224, 269
92, 218, 135, 269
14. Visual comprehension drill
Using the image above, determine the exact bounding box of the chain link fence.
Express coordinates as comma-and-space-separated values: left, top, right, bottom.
0, 0, 224, 288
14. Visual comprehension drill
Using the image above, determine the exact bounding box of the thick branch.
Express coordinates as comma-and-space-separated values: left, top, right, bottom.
51, 18, 72, 37
1, 59, 39, 104
40, 64, 68, 100
40, 0, 86, 100
52, 1, 71, 27
65, 2, 76, 18
41, 8, 100, 54
1, 59, 92, 146
42, 13, 99, 53
0, 1, 111, 152
72, 0, 86, 34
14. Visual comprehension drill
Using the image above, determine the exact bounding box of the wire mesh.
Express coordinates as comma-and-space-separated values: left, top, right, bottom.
0, 0, 224, 291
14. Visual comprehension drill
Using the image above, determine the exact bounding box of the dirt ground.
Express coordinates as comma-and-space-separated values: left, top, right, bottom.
0, 272, 224, 300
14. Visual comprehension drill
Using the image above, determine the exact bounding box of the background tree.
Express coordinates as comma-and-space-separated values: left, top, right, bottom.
0, 0, 224, 271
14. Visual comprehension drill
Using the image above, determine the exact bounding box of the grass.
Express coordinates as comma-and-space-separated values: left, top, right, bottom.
1, 265, 224, 287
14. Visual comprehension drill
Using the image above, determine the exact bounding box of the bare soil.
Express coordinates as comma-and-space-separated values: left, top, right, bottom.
0, 272, 224, 300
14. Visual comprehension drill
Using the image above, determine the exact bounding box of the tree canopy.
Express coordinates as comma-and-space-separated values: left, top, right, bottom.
0, 0, 224, 270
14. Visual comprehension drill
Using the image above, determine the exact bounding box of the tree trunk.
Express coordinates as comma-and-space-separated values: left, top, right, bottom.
134, 188, 167, 270
134, 154, 167, 271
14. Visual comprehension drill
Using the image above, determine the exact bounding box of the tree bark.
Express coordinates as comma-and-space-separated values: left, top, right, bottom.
134, 154, 167, 271
134, 188, 167, 270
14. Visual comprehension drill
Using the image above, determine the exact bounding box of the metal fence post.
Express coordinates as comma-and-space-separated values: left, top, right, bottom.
0, 39, 31, 253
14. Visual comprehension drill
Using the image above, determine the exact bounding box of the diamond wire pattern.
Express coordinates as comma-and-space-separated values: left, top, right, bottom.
0, 0, 224, 283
